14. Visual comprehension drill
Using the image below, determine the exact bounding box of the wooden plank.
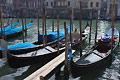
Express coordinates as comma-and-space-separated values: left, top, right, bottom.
24, 50, 75, 80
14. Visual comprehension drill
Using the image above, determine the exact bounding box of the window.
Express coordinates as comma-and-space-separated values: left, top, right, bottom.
61, 2, 64, 6
68, 1, 70, 6
63, 2, 66, 6
109, 10, 112, 14
46, 2, 48, 6
90, 2, 93, 7
110, 4, 112, 9
51, 2, 53, 6
54, 2, 56, 6
115, 4, 118, 10
96, 2, 99, 7
58, 2, 60, 6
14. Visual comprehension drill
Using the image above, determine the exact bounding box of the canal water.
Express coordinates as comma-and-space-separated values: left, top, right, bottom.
0, 18, 120, 80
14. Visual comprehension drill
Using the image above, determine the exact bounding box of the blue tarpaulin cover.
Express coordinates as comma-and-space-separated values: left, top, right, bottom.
0, 22, 33, 37
102, 27, 119, 42
0, 42, 37, 51
102, 36, 111, 42
8, 42, 37, 50
38, 24, 74, 43
105, 27, 119, 37
0, 22, 20, 33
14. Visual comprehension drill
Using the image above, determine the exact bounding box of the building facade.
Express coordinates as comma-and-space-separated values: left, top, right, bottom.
65, 0, 101, 19
6, 0, 13, 16
45, 0, 68, 18
107, 0, 120, 19
0, 0, 103, 19
12, 0, 38, 17
100, 0, 107, 19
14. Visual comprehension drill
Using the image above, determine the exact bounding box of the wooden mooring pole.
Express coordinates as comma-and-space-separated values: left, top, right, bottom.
25, 16, 27, 35
21, 9, 25, 43
11, 18, 12, 28
64, 22, 68, 66
89, 10, 93, 45
111, 0, 115, 52
57, 16, 60, 53
79, 1, 82, 57
64, 21, 69, 80
118, 31, 120, 48
45, 16, 47, 45
0, 7, 3, 39
42, 3, 45, 47
3, 19, 6, 40
71, 7, 73, 31
70, 7, 73, 47
52, 9, 54, 32
0, 8, 6, 40
95, 10, 98, 44
40, 76, 44, 80
37, 14, 40, 35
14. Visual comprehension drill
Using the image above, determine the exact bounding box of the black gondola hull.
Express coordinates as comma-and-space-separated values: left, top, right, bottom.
70, 53, 112, 78
7, 48, 65, 68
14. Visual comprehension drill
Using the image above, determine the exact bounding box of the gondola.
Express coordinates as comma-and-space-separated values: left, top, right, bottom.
1, 23, 89, 68
6, 41, 65, 68
71, 23, 90, 48
5, 23, 90, 68
70, 27, 119, 77
0, 25, 73, 58
0, 20, 33, 39
0, 21, 20, 33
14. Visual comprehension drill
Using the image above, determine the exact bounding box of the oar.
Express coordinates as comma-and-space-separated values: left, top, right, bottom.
111, 0, 115, 52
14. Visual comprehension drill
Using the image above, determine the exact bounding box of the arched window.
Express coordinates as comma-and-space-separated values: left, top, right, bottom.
96, 2, 99, 7
90, 2, 93, 7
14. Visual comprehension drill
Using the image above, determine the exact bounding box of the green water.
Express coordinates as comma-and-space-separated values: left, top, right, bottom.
0, 18, 120, 80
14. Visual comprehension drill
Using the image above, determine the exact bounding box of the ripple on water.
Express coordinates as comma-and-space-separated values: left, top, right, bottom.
0, 19, 120, 80
0, 66, 29, 80
0, 59, 6, 67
